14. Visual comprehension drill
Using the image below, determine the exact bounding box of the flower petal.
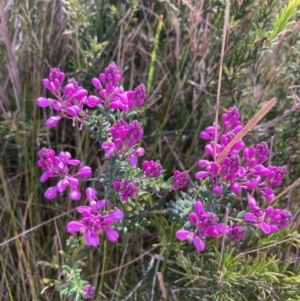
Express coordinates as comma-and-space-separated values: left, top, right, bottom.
192, 236, 205, 251
194, 201, 203, 218
44, 186, 58, 199
244, 212, 258, 222
105, 228, 119, 242
188, 212, 197, 224
261, 222, 271, 234
69, 188, 81, 201
66, 221, 83, 233
84, 232, 100, 246
176, 229, 191, 241
215, 223, 229, 234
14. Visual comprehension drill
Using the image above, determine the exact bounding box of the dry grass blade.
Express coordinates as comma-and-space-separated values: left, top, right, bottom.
214, 0, 230, 161
216, 97, 277, 164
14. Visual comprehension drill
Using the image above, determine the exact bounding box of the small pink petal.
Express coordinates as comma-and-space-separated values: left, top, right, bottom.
192, 236, 205, 251
40, 171, 50, 182
195, 171, 209, 180
261, 222, 271, 234
109, 209, 123, 221
105, 228, 119, 242
76, 166, 92, 178
247, 194, 256, 208
77, 206, 91, 213
36, 97, 51, 108
84, 232, 100, 246
188, 212, 197, 224
194, 201, 203, 217
44, 186, 58, 199
66, 221, 83, 233
46, 116, 61, 128
176, 229, 191, 240
69, 188, 81, 201
86, 187, 97, 201
244, 212, 258, 222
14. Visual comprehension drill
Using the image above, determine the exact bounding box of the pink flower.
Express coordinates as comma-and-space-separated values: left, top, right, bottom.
36, 97, 51, 108
67, 211, 102, 246
101, 141, 115, 158
69, 187, 81, 201
129, 147, 145, 166
244, 199, 292, 235
176, 230, 205, 251
83, 284, 95, 299
99, 62, 121, 85
38, 148, 91, 202
66, 204, 123, 246
176, 201, 227, 251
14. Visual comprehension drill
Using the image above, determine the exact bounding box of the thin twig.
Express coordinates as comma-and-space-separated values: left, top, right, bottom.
214, 0, 230, 160
218, 207, 229, 269
150, 259, 161, 301
87, 246, 157, 278
123, 257, 155, 301
253, 101, 300, 131
0, 208, 77, 247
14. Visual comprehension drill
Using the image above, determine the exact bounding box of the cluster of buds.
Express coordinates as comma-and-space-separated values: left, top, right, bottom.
38, 148, 91, 200
90, 62, 146, 112
82, 284, 95, 299
101, 119, 145, 166
172, 170, 189, 189
196, 107, 285, 201
113, 180, 138, 202
142, 160, 163, 178
67, 188, 123, 246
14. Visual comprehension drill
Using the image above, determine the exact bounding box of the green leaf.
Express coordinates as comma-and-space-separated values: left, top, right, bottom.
236, 210, 245, 218
166, 176, 174, 186
124, 110, 138, 119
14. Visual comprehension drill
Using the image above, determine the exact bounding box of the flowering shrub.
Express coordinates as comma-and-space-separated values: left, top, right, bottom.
36, 62, 292, 300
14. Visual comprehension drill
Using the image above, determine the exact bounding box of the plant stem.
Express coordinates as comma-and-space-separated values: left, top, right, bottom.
99, 239, 107, 299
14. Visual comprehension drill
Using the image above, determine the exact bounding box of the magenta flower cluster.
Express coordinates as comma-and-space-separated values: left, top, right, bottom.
36, 62, 146, 129
101, 119, 145, 166
176, 106, 292, 251
244, 194, 292, 234
142, 160, 163, 178
176, 201, 227, 251
38, 148, 91, 200
113, 180, 138, 202
172, 170, 189, 189
196, 106, 285, 201
67, 188, 123, 246
36, 63, 192, 251
89, 62, 146, 112
82, 284, 95, 298
36, 68, 90, 128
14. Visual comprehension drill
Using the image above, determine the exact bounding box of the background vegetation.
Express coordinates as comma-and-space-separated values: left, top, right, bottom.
1, 0, 300, 300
